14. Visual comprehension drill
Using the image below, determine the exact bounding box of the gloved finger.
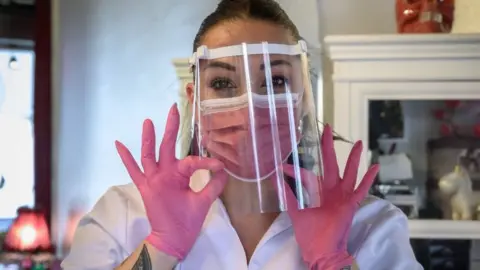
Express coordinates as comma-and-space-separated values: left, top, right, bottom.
283, 186, 303, 213
282, 164, 317, 193
341, 141, 363, 194
283, 164, 322, 208
269, 171, 304, 213
197, 169, 228, 204
159, 104, 180, 166
177, 156, 225, 186
353, 164, 379, 203
141, 119, 157, 175
320, 124, 340, 190
115, 140, 144, 186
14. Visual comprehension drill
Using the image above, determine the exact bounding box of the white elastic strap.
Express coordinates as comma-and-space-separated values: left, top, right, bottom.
189, 40, 308, 64
199, 93, 301, 115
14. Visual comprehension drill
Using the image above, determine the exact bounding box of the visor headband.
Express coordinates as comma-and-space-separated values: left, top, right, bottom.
189, 40, 308, 65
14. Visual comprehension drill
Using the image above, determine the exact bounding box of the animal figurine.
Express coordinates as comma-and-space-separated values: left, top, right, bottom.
438, 165, 474, 220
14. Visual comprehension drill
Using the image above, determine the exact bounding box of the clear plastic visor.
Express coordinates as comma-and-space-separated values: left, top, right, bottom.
190, 41, 323, 213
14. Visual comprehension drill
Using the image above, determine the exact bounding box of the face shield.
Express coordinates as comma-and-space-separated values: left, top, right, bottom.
189, 41, 323, 213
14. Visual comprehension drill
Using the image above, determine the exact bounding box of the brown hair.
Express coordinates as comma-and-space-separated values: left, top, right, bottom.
192, 0, 300, 53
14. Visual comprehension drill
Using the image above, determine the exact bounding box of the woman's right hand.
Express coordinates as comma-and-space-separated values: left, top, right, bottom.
115, 104, 228, 261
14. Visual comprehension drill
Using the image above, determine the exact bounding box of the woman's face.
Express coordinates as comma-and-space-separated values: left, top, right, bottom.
186, 19, 311, 182
186, 19, 301, 103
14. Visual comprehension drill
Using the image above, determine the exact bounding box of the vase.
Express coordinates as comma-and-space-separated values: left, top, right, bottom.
395, 0, 454, 33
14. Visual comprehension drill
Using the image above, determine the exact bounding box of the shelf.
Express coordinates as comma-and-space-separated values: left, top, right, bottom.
409, 220, 480, 239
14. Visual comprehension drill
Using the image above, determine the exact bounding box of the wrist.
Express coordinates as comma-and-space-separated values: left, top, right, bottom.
311, 264, 352, 270
143, 240, 179, 268
308, 251, 353, 270
146, 232, 186, 261
153, 248, 179, 268
311, 266, 352, 270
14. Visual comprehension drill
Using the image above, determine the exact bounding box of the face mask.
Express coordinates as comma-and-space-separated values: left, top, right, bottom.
199, 92, 302, 182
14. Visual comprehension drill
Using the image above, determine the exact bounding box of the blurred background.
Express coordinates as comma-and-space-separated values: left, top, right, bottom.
1, 0, 480, 269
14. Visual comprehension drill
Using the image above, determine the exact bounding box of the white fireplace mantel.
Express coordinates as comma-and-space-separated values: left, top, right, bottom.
172, 58, 192, 159
172, 58, 192, 91
325, 33, 480, 240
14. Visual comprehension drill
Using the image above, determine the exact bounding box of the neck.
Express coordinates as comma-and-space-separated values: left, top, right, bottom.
220, 177, 280, 233
220, 177, 280, 262
220, 176, 281, 215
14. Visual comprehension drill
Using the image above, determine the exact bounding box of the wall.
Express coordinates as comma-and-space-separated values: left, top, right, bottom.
317, 0, 397, 124
318, 0, 396, 36
51, 0, 216, 251
51, 0, 396, 252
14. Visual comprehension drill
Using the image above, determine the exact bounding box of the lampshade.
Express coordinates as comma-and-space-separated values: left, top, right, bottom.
3, 207, 52, 252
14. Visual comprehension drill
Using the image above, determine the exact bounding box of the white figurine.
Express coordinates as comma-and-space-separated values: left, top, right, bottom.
438, 165, 474, 220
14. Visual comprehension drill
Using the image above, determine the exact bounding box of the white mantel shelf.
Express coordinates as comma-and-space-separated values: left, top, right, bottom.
324, 33, 480, 82
325, 33, 480, 60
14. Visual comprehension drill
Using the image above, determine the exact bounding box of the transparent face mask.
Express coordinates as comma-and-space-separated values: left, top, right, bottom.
189, 41, 323, 213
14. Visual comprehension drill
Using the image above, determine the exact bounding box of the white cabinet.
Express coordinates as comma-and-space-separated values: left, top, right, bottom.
325, 34, 480, 239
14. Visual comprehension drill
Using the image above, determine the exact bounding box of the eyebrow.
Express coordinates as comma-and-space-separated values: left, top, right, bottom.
260, 59, 292, 70
203, 59, 292, 71
204, 61, 236, 71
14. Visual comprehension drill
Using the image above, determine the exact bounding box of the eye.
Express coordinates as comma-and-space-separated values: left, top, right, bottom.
262, 75, 289, 87
272, 76, 288, 87
260, 75, 289, 94
210, 77, 236, 90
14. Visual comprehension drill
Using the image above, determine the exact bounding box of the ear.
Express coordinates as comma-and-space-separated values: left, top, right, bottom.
186, 83, 194, 104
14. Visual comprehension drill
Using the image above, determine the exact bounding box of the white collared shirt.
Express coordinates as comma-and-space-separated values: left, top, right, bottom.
62, 183, 423, 270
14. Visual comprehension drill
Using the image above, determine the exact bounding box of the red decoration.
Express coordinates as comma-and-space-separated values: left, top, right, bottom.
396, 0, 454, 33
433, 109, 446, 120
445, 100, 461, 109
3, 208, 52, 252
474, 125, 480, 138
432, 100, 480, 137
440, 123, 453, 136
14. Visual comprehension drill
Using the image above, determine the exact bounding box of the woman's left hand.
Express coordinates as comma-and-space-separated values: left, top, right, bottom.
282, 125, 379, 270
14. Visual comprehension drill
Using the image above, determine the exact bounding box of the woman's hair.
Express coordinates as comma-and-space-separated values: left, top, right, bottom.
192, 0, 301, 53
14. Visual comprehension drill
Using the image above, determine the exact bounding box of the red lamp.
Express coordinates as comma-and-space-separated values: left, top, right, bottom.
1, 208, 54, 269
3, 208, 52, 253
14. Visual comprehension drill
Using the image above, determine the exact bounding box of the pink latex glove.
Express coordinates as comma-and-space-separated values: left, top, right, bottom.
282, 125, 379, 270
115, 104, 228, 260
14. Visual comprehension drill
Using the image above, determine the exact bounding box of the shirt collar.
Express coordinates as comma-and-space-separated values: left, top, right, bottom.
205, 199, 293, 240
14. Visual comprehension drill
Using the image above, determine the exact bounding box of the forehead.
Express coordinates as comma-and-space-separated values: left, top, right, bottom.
200, 19, 296, 49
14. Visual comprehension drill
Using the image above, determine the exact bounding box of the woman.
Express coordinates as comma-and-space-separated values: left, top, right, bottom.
62, 0, 422, 269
